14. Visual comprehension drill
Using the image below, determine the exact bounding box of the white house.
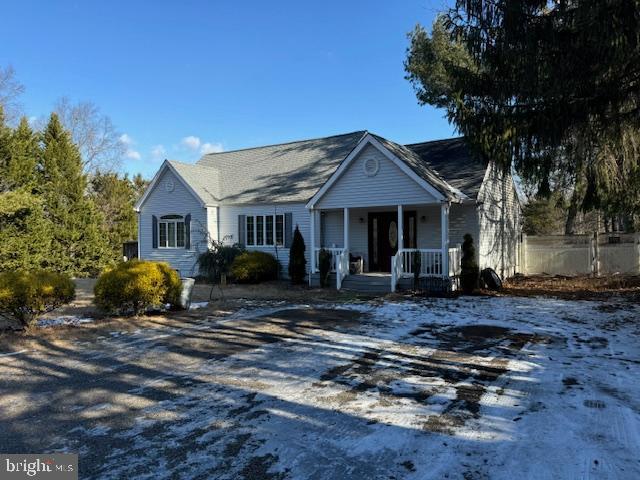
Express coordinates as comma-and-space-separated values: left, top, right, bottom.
134, 131, 521, 292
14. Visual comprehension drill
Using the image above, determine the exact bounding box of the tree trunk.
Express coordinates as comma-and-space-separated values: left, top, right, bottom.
565, 159, 587, 235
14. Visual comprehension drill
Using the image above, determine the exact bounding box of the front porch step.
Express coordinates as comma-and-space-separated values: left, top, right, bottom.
310, 272, 409, 293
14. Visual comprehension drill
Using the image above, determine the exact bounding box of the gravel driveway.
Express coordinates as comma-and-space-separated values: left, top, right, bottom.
1, 297, 639, 479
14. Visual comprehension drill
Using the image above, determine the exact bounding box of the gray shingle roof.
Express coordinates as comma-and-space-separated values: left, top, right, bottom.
168, 160, 220, 205
370, 134, 467, 201
165, 131, 487, 205
405, 137, 487, 199
197, 131, 367, 204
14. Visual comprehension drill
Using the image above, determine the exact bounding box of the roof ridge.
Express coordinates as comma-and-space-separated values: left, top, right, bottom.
198, 130, 367, 159
404, 136, 465, 147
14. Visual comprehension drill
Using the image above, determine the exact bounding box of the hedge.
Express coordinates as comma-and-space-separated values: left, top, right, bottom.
94, 260, 182, 315
0, 270, 75, 327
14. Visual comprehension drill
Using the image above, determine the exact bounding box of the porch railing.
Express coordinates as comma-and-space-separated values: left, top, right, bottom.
391, 246, 462, 292
336, 250, 349, 290
313, 247, 345, 273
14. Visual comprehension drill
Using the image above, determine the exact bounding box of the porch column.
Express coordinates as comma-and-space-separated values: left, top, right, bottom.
441, 203, 450, 277
310, 209, 316, 274
343, 207, 349, 252
397, 205, 404, 251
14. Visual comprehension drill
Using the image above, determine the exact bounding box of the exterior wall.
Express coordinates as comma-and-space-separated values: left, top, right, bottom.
477, 162, 521, 277
217, 202, 310, 275
316, 144, 438, 209
139, 168, 208, 277
207, 206, 219, 243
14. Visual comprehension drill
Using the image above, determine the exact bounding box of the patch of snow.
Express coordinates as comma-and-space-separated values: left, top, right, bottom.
189, 301, 209, 310
37, 315, 95, 328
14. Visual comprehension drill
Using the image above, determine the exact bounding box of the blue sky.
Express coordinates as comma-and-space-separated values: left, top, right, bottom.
1, 0, 454, 177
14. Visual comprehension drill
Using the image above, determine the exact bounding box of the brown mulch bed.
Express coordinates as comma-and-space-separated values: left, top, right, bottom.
501, 274, 640, 302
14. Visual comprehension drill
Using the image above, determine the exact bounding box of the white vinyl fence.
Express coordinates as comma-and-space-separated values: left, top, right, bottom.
521, 233, 640, 276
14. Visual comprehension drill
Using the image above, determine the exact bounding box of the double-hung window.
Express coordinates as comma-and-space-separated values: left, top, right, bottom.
159, 214, 186, 248
245, 214, 285, 247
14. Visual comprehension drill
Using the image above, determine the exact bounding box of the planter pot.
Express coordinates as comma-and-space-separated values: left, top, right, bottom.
179, 277, 195, 310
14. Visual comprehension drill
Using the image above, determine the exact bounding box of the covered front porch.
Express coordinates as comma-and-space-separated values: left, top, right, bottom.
308, 203, 462, 292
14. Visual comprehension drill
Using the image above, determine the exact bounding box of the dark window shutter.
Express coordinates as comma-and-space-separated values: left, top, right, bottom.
184, 214, 191, 249
284, 212, 293, 248
152, 215, 158, 248
238, 215, 246, 246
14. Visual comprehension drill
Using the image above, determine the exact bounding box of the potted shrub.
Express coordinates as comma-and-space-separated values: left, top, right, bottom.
460, 233, 479, 294
318, 248, 332, 288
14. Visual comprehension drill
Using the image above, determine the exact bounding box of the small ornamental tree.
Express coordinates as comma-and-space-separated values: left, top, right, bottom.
288, 226, 306, 284
460, 233, 479, 294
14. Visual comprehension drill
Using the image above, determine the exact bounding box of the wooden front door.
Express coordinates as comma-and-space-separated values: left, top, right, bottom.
368, 211, 417, 272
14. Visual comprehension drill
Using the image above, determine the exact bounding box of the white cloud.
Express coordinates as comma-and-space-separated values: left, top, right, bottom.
181, 135, 201, 150
151, 144, 166, 160
120, 133, 134, 145
200, 142, 224, 154
125, 149, 141, 160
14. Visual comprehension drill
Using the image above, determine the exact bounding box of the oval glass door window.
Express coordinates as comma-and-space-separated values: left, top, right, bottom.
389, 221, 398, 249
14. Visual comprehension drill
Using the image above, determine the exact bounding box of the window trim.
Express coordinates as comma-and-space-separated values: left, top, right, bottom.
245, 214, 285, 247
158, 214, 187, 249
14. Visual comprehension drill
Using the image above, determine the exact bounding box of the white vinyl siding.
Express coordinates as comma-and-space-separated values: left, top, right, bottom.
218, 203, 310, 275
477, 162, 521, 278
138, 169, 207, 277
316, 144, 438, 209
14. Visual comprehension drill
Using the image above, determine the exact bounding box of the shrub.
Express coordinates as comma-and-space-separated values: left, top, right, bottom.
288, 226, 307, 284
0, 270, 75, 327
460, 233, 479, 294
318, 248, 332, 288
230, 251, 280, 283
94, 260, 182, 315
197, 241, 244, 284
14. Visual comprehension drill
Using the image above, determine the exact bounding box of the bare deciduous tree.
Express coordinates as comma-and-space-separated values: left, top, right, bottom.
0, 65, 25, 124
54, 97, 126, 173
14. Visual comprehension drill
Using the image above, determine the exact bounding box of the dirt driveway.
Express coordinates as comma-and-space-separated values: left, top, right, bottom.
1, 297, 639, 479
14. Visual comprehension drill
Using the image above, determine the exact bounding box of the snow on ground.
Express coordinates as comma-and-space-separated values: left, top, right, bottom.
36, 315, 95, 328
2, 296, 639, 479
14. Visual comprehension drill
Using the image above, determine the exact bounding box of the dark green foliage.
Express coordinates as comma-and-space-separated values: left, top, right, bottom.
412, 251, 421, 290
0, 190, 51, 271
198, 241, 244, 283
523, 195, 566, 235
39, 113, 111, 277
460, 234, 478, 294
230, 251, 280, 284
318, 248, 332, 288
0, 270, 75, 327
94, 260, 182, 315
90, 172, 140, 260
405, 2, 640, 223
288, 226, 307, 284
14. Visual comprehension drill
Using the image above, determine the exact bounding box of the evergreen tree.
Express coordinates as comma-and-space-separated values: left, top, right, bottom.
6, 117, 39, 190
405, 3, 640, 226
288, 226, 307, 284
40, 113, 111, 276
90, 172, 138, 260
0, 106, 12, 192
0, 190, 51, 271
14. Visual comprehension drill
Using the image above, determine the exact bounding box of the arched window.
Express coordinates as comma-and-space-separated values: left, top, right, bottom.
159, 214, 186, 248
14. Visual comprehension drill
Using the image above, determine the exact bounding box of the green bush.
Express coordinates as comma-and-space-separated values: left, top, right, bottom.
460, 233, 479, 294
230, 251, 280, 283
288, 226, 307, 284
197, 241, 244, 283
0, 270, 75, 327
94, 260, 182, 315
318, 248, 332, 288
